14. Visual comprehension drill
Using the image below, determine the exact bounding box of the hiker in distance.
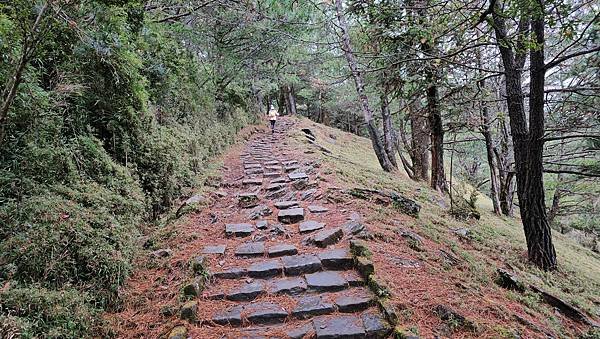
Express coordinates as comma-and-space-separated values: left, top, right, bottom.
268, 106, 279, 133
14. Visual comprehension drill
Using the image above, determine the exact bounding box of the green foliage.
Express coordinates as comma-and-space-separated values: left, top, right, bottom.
0, 286, 98, 338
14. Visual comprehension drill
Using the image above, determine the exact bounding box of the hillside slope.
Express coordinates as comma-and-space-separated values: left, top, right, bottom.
108, 116, 599, 338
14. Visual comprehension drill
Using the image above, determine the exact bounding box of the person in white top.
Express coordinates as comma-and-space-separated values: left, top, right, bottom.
267, 106, 279, 134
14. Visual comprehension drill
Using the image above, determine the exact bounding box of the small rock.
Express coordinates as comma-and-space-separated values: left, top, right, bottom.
496, 268, 526, 292
150, 248, 172, 258
256, 220, 269, 230
342, 220, 365, 235
202, 245, 226, 255
452, 227, 472, 239
274, 200, 299, 209
248, 204, 272, 220
168, 325, 188, 339
182, 277, 204, 298
180, 300, 197, 322
308, 205, 328, 213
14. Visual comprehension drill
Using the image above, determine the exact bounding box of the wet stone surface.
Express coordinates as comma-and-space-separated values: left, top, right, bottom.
245, 302, 288, 324
334, 291, 373, 312
361, 312, 391, 337
226, 282, 265, 301
317, 248, 353, 270
213, 267, 246, 279
212, 305, 243, 325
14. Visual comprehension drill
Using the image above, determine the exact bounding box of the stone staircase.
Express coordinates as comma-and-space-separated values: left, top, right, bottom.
175, 119, 392, 338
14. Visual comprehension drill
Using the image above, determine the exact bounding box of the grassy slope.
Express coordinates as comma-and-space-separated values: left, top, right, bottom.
291, 116, 599, 338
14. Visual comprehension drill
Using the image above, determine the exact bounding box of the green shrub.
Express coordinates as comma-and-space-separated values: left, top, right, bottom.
0, 286, 98, 338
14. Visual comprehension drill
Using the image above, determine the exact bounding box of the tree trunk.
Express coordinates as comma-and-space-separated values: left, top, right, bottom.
334, 0, 395, 172
410, 102, 430, 181
426, 72, 446, 192
493, 1, 557, 270
547, 174, 563, 226
380, 78, 398, 168
286, 85, 297, 115
277, 86, 286, 116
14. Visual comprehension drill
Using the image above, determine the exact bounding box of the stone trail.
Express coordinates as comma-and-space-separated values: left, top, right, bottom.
175, 119, 391, 338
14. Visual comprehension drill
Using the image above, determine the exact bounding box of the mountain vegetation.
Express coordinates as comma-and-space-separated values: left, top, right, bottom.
0, 0, 597, 337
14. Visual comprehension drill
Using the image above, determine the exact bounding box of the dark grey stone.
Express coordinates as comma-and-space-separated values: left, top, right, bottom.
292, 295, 335, 319
317, 248, 353, 270
243, 178, 263, 186
335, 292, 373, 312
308, 205, 329, 213
256, 220, 268, 230
292, 179, 310, 190
247, 204, 272, 220
361, 312, 391, 338
226, 223, 254, 237
263, 172, 280, 178
245, 302, 288, 324
312, 315, 365, 339
285, 164, 301, 172
267, 277, 307, 295
287, 322, 314, 339
274, 200, 299, 209
342, 220, 365, 235
267, 182, 286, 191
247, 259, 283, 278
212, 305, 243, 326
244, 163, 262, 169
202, 245, 226, 255
213, 267, 245, 279
265, 160, 279, 166
305, 271, 348, 292
226, 282, 265, 301
344, 271, 365, 287
288, 172, 308, 180
278, 208, 305, 224
235, 242, 265, 257
270, 177, 290, 184
265, 165, 283, 172
299, 220, 325, 233
266, 188, 287, 200
301, 188, 318, 201
180, 300, 197, 322
267, 244, 298, 257
313, 228, 343, 248
282, 254, 322, 275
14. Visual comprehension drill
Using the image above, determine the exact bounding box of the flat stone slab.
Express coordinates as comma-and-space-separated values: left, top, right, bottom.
245, 302, 288, 324
212, 305, 243, 325
278, 208, 305, 224
270, 177, 290, 184
282, 255, 322, 276
265, 165, 283, 171
202, 244, 226, 255
256, 220, 268, 230
265, 160, 280, 166
308, 205, 329, 213
289, 172, 308, 180
274, 200, 299, 209
267, 277, 307, 295
245, 168, 264, 175
235, 242, 265, 257
226, 223, 254, 237
267, 244, 298, 257
267, 182, 286, 191
292, 296, 335, 319
334, 291, 373, 312
213, 267, 246, 279
242, 178, 263, 185
226, 282, 265, 301
287, 323, 314, 339
344, 271, 365, 287
248, 259, 283, 278
305, 271, 348, 292
299, 220, 325, 233
361, 312, 391, 338
264, 172, 280, 178
313, 228, 343, 247
285, 164, 301, 172
244, 163, 262, 169
313, 315, 365, 338
317, 248, 353, 270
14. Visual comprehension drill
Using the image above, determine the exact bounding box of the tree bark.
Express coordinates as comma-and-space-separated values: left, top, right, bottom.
334, 0, 395, 172
426, 67, 447, 192
380, 77, 398, 168
492, 0, 557, 270
409, 101, 430, 181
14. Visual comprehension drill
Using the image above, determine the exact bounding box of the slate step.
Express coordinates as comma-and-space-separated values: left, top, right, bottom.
282, 254, 322, 275
267, 277, 307, 295
313, 315, 365, 338
235, 242, 265, 257
292, 295, 335, 319
226, 223, 254, 237
245, 302, 288, 324
274, 200, 299, 209
226, 281, 265, 301
313, 227, 343, 247
299, 220, 325, 233
317, 248, 354, 270
278, 208, 305, 224
267, 244, 298, 257
305, 271, 348, 292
